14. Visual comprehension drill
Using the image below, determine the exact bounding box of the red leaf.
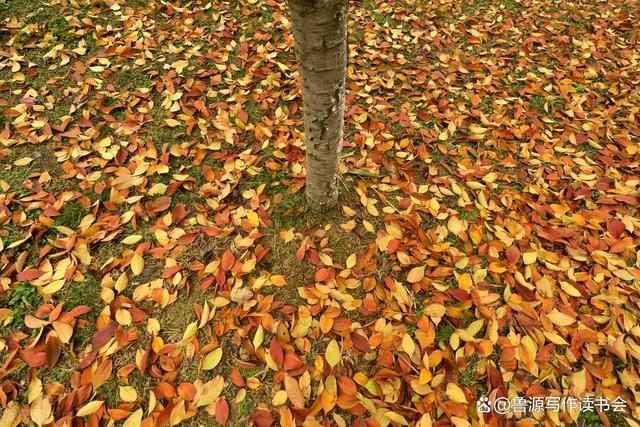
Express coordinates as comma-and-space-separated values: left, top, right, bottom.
215, 398, 229, 425
48, 303, 63, 322
92, 321, 117, 350
350, 332, 371, 352
148, 196, 171, 213
221, 250, 235, 271
16, 269, 45, 281
337, 375, 357, 396
505, 246, 520, 264
387, 238, 400, 254
154, 382, 177, 399
314, 267, 333, 282
607, 219, 625, 239
230, 368, 245, 387
251, 410, 274, 427
269, 338, 284, 367
283, 353, 305, 371
66, 305, 92, 319
21, 349, 46, 367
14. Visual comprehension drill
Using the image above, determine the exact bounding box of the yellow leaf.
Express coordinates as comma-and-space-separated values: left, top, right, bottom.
407, 265, 425, 284
182, 321, 198, 341
131, 253, 144, 276
523, 251, 538, 265
76, 400, 103, 417
465, 319, 484, 337
560, 281, 581, 297
13, 157, 33, 166
416, 414, 434, 427
195, 376, 224, 407
385, 411, 408, 425
122, 408, 143, 427
121, 235, 143, 245
119, 386, 138, 403
571, 368, 586, 395
346, 253, 357, 269
115, 309, 132, 326
451, 417, 471, 427
253, 325, 264, 349
446, 383, 467, 403
202, 348, 222, 370
319, 253, 334, 267
325, 339, 341, 368
30, 395, 52, 427
52, 321, 73, 344
148, 183, 167, 196
247, 210, 260, 227
165, 118, 181, 127
115, 273, 128, 293
447, 216, 463, 235
547, 309, 576, 326
424, 304, 446, 319
41, 279, 65, 295
272, 390, 288, 406
401, 334, 416, 356
366, 200, 379, 216
457, 273, 473, 291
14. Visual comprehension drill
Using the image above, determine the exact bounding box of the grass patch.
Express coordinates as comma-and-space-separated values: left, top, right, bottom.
54, 200, 88, 228
0, 283, 41, 335
435, 322, 455, 346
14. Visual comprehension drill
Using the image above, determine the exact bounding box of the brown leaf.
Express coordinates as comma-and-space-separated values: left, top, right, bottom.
45, 335, 61, 369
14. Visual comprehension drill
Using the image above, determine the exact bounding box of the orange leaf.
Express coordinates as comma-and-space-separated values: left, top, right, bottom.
407, 265, 425, 284
221, 250, 235, 271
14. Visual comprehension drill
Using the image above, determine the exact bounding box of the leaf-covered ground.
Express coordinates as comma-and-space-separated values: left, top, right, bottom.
0, 0, 639, 425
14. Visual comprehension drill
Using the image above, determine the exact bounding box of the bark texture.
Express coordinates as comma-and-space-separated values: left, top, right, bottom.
287, 0, 349, 210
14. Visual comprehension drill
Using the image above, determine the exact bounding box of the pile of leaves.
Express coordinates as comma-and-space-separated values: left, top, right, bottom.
0, 0, 639, 425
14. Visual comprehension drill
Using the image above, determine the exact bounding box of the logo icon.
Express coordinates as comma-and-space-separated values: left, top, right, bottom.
477, 396, 491, 413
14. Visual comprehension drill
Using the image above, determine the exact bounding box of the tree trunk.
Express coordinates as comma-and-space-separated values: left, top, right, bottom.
287, 0, 349, 211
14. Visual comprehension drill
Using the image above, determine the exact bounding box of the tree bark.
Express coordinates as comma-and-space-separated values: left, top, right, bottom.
287, 0, 349, 211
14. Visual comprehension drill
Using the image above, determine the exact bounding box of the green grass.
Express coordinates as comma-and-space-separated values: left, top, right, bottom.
406, 323, 417, 338
530, 95, 546, 111
47, 16, 69, 38
236, 395, 255, 417
54, 201, 88, 228
458, 208, 479, 220
459, 361, 478, 387
0, 283, 41, 335
244, 99, 262, 123
59, 275, 100, 326
435, 322, 455, 345
240, 367, 261, 378
613, 357, 627, 370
